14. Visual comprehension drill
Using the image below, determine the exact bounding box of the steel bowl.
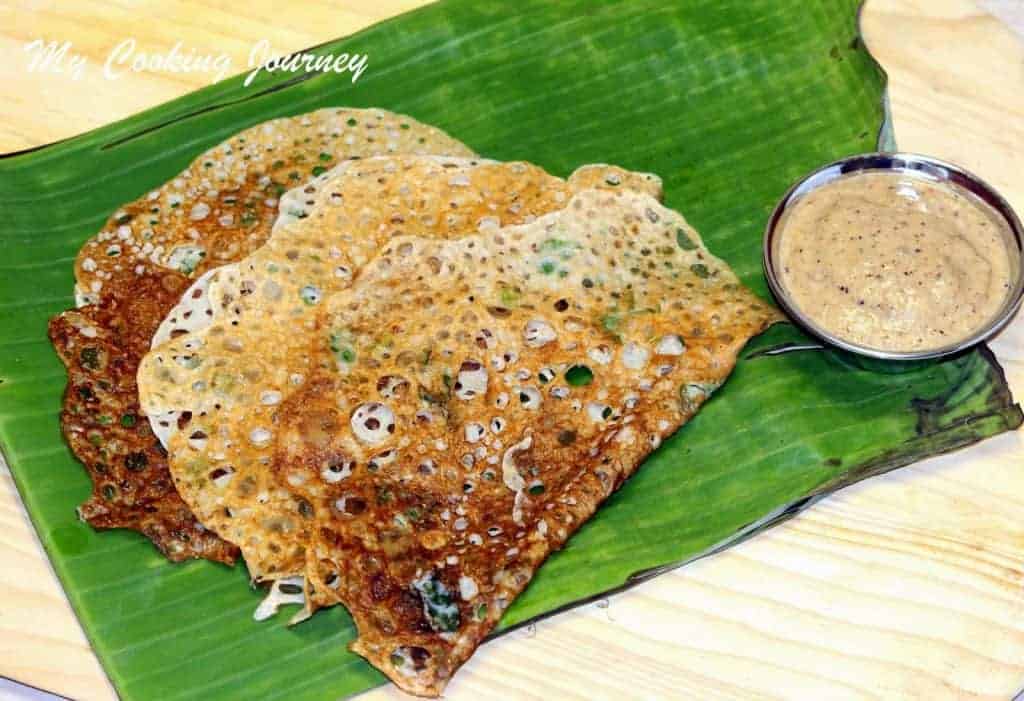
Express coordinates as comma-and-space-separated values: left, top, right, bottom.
762, 152, 1024, 361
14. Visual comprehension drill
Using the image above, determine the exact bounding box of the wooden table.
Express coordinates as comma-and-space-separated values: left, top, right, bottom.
2, 1, 1023, 698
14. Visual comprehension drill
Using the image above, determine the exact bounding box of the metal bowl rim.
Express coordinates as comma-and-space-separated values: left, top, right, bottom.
762, 151, 1024, 361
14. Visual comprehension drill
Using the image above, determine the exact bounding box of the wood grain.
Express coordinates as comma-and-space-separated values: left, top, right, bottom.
0, 0, 427, 152
2, 1, 1024, 699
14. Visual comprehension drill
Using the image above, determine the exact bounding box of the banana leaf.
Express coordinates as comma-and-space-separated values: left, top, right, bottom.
0, 1, 1019, 699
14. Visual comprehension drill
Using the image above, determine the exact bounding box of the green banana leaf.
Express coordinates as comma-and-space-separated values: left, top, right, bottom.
0, 1, 1019, 699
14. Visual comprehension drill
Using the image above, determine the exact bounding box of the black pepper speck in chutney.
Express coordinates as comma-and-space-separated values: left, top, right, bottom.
776, 171, 1014, 352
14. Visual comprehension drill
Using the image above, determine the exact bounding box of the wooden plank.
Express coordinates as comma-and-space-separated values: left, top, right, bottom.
1, 1, 1023, 698
0, 0, 426, 152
